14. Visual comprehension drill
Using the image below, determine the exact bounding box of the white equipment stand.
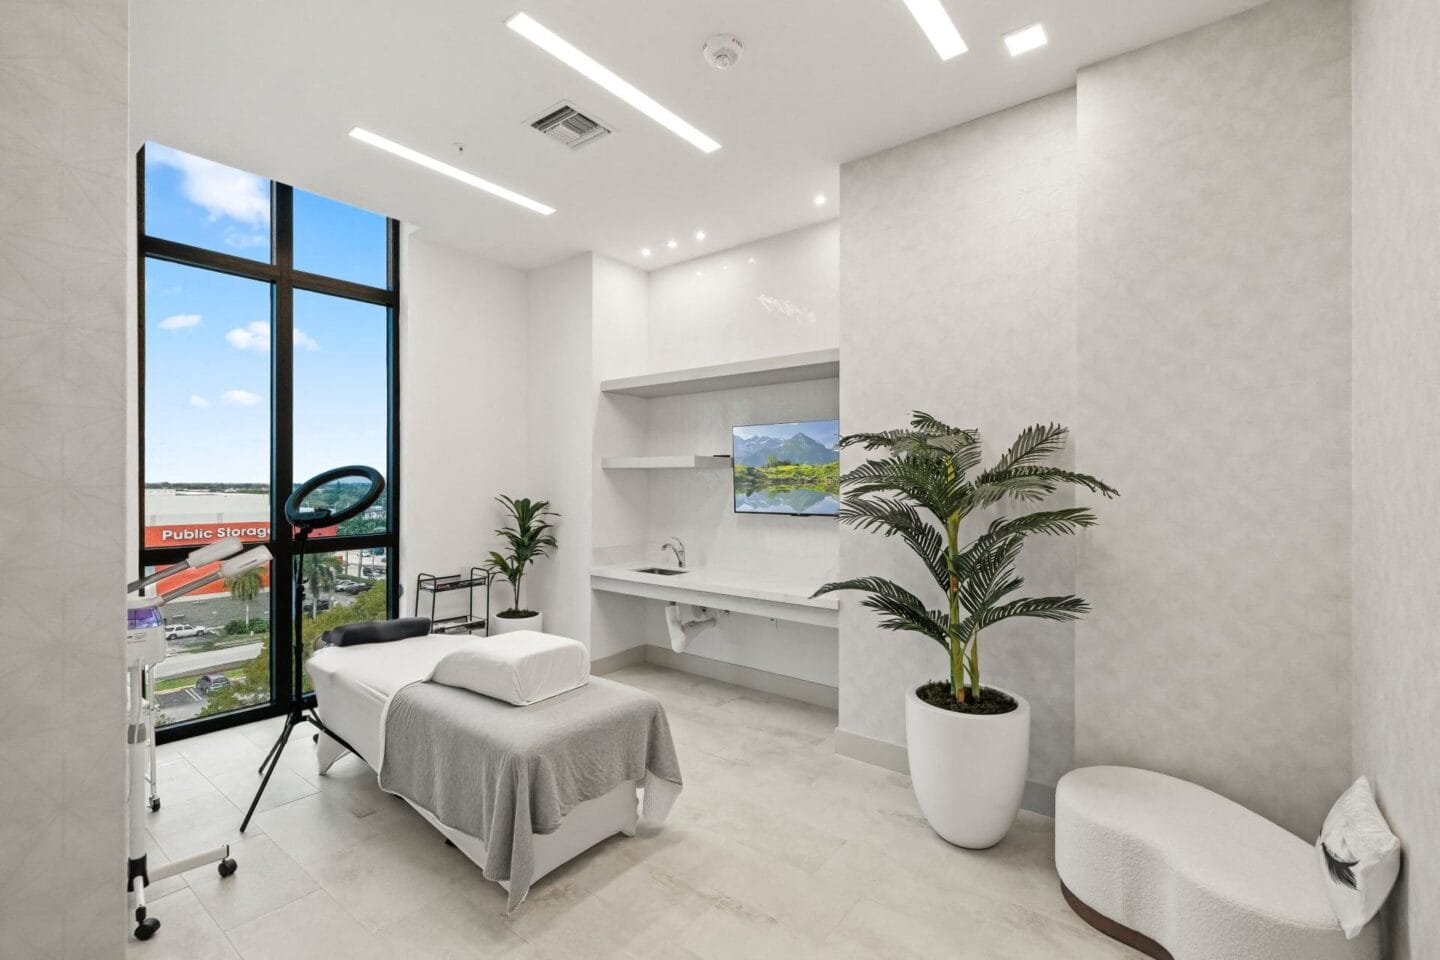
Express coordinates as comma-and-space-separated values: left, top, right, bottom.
125, 539, 269, 941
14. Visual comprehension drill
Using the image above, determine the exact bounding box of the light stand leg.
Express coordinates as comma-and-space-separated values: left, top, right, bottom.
256, 722, 286, 775
240, 713, 299, 832
239, 528, 315, 832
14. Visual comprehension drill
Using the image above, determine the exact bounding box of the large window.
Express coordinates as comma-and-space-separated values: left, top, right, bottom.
139, 144, 400, 737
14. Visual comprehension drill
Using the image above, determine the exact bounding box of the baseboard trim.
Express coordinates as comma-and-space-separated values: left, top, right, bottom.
833, 726, 1056, 817
834, 726, 910, 774
642, 646, 839, 709
591, 645, 648, 675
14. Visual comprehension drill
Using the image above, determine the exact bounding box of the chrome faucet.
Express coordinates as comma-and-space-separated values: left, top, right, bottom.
661, 537, 687, 569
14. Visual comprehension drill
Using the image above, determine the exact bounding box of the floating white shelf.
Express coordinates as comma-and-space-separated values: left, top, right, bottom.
601, 455, 731, 470
599, 348, 839, 398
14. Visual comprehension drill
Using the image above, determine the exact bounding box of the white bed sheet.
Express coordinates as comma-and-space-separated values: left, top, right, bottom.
308, 633, 470, 766
306, 635, 642, 897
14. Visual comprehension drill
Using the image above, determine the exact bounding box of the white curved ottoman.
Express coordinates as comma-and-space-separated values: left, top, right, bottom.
1055, 766, 1378, 960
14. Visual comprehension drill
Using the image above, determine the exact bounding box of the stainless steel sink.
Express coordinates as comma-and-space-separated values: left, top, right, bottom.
634, 567, 688, 576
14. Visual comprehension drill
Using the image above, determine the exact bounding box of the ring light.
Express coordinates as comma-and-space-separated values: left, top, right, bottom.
284, 465, 385, 530
241, 464, 385, 834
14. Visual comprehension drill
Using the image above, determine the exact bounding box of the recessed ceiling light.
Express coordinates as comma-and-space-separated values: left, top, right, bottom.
506, 13, 721, 154
694, 230, 706, 241
666, 239, 678, 249
901, 0, 967, 61
348, 127, 554, 215
813, 193, 827, 206
640, 247, 652, 257
1004, 23, 1048, 57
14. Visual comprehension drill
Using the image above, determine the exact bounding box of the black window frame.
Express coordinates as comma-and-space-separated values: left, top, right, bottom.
137, 144, 402, 743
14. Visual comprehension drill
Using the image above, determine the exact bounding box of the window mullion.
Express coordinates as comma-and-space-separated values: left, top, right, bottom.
272, 183, 296, 710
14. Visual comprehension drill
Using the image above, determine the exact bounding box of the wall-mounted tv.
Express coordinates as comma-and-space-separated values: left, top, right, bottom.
732, 419, 841, 516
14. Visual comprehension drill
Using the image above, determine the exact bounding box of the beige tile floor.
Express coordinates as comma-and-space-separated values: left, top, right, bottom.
130, 664, 1140, 960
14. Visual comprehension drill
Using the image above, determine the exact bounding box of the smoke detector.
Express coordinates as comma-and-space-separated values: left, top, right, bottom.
702, 34, 744, 70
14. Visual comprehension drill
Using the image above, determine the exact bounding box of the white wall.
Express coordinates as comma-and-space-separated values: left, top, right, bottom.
398, 233, 529, 620
647, 221, 838, 371
1074, 0, 1352, 837
0, 1, 129, 955
839, 90, 1079, 801
1352, 0, 1440, 954
590, 255, 652, 661
524, 254, 596, 644
623, 223, 841, 685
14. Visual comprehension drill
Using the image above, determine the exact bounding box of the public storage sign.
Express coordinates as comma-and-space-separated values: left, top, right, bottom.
144, 521, 338, 548
145, 522, 334, 598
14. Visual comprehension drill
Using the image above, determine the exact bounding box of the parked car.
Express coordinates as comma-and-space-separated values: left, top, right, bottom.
164, 624, 210, 640
335, 580, 366, 594
194, 674, 230, 696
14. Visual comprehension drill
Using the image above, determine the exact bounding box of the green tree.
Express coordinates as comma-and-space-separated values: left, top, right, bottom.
226, 566, 264, 629
201, 580, 390, 716
302, 554, 342, 619
815, 413, 1117, 705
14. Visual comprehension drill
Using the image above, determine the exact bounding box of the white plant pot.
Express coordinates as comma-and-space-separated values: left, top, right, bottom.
905, 685, 1030, 849
490, 611, 542, 635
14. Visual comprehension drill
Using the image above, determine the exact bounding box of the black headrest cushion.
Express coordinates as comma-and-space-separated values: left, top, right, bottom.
320, 617, 432, 648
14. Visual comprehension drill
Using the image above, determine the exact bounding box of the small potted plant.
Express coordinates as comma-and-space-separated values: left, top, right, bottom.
485, 495, 559, 635
816, 412, 1116, 848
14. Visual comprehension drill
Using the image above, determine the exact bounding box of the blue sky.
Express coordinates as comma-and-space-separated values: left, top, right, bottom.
144, 144, 390, 485
733, 419, 841, 448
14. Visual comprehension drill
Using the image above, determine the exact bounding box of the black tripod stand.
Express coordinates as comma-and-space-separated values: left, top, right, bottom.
240, 465, 383, 833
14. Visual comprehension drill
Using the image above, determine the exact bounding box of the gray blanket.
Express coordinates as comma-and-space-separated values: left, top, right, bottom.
378, 675, 682, 910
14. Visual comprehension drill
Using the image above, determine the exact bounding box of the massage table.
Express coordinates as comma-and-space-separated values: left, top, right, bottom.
306, 634, 662, 903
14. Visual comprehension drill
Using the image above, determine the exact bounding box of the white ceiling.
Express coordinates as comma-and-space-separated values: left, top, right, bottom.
132, 0, 1266, 272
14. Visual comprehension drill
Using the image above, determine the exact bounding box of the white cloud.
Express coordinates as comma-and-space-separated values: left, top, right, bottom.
226, 321, 270, 351
159, 313, 202, 330
188, 394, 210, 409
224, 227, 269, 250
225, 321, 319, 352
221, 389, 261, 406
147, 143, 271, 227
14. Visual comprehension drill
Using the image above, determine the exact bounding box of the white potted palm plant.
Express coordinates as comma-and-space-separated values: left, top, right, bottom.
816, 412, 1116, 848
485, 495, 559, 635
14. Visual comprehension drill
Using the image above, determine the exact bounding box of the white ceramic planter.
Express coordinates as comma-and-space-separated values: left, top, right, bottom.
490, 611, 542, 635
905, 685, 1030, 849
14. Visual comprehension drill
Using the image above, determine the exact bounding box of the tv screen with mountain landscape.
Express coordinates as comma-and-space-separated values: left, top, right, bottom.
732, 419, 841, 515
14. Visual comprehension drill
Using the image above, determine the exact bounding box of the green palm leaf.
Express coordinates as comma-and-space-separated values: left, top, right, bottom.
832, 413, 1117, 704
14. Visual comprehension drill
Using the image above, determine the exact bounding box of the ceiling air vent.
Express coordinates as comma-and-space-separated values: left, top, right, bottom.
530, 102, 611, 150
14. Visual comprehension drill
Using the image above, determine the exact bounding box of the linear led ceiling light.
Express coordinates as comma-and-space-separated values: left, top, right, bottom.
505, 12, 721, 154
348, 127, 555, 215
1004, 23, 1048, 57
901, 0, 967, 60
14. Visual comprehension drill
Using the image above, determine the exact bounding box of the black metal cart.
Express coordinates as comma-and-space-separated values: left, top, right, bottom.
414, 567, 492, 635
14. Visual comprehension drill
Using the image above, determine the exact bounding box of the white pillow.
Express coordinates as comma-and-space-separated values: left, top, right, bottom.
428, 630, 589, 706
1314, 776, 1401, 939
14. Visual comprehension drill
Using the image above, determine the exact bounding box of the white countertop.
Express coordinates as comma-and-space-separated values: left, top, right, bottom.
589, 562, 839, 613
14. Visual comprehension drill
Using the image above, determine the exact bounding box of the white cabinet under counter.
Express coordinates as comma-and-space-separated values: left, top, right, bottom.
589, 564, 839, 629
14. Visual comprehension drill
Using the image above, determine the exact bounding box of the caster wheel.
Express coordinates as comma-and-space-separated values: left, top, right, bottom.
150, 797, 161, 812
134, 917, 161, 940
218, 858, 238, 878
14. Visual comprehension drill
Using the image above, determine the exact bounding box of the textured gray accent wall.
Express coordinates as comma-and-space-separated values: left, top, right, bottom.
0, 0, 129, 956
1074, 0, 1352, 837
1352, 0, 1440, 955
839, 90, 1080, 795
